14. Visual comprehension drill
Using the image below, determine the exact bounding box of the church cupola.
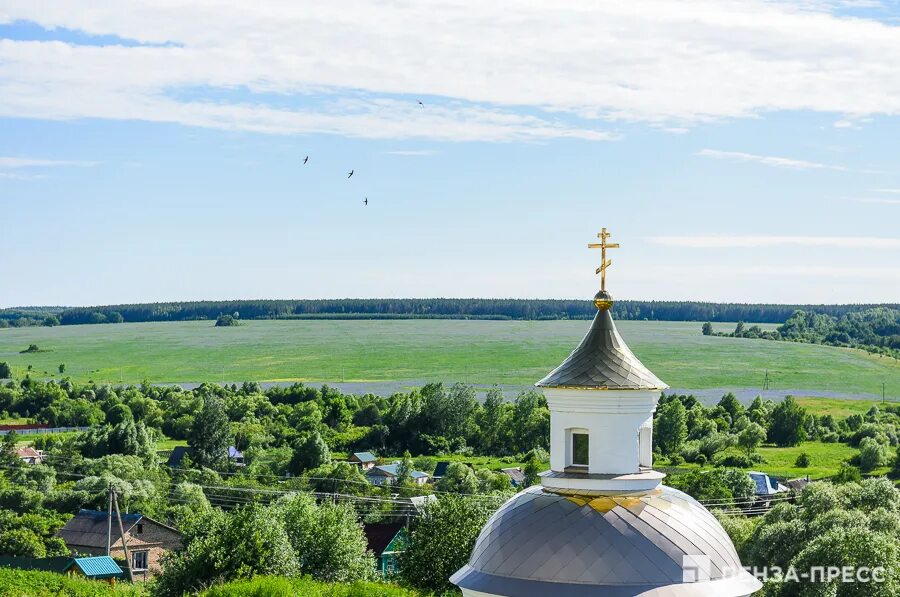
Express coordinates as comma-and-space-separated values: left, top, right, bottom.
536, 228, 668, 493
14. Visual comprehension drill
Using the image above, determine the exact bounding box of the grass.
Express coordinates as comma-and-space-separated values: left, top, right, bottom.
200, 576, 422, 597
156, 437, 188, 451
1, 319, 897, 396
668, 440, 896, 480
0, 568, 144, 597
794, 397, 889, 418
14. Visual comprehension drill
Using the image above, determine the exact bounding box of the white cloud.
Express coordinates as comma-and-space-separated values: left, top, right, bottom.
697, 149, 845, 170
1, 1, 900, 140
381, 150, 437, 156
660, 264, 900, 279
873, 188, 900, 194
0, 157, 98, 168
649, 235, 900, 248
851, 197, 900, 205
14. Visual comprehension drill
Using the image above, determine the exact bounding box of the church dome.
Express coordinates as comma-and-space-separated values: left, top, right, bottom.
451, 485, 762, 596
535, 307, 667, 391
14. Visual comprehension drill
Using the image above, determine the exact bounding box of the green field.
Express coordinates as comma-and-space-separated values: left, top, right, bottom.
0, 319, 897, 396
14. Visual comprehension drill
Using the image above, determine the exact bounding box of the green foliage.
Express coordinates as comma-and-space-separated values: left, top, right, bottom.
437, 462, 479, 494
199, 576, 422, 597
275, 493, 374, 582
857, 437, 887, 472
0, 361, 11, 379
738, 423, 767, 457
189, 394, 232, 469
288, 431, 331, 476
155, 504, 299, 597
794, 452, 810, 468
668, 468, 755, 503
701, 321, 713, 335
769, 396, 808, 447
399, 495, 501, 594
215, 314, 238, 327
655, 399, 687, 455
745, 478, 900, 597
0, 568, 143, 596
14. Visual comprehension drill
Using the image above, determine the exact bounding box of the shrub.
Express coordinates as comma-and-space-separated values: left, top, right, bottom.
0, 568, 142, 596
795, 452, 811, 468
717, 454, 754, 468
200, 576, 422, 597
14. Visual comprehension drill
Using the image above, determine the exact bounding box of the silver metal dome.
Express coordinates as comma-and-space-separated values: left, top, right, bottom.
535, 309, 667, 390
451, 485, 762, 597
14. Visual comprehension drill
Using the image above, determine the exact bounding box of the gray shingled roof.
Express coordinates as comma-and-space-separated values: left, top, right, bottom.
451, 485, 761, 596
535, 308, 667, 390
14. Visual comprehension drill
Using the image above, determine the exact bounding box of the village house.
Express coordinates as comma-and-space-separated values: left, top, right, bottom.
165, 445, 244, 468
14, 446, 44, 465
57, 510, 182, 581
348, 451, 378, 470
363, 522, 406, 576
365, 463, 430, 486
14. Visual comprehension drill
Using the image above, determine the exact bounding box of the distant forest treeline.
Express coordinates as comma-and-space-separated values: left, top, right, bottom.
1, 299, 898, 327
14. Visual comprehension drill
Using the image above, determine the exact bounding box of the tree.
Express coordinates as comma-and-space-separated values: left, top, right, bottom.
155, 504, 299, 597
737, 423, 767, 457
794, 452, 810, 468
655, 399, 687, 455
437, 462, 479, 494
701, 322, 714, 336
768, 396, 807, 447
857, 437, 887, 472
276, 493, 374, 582
399, 495, 501, 593
288, 431, 331, 475
395, 450, 414, 486
0, 362, 11, 379
522, 455, 543, 486
215, 314, 237, 327
188, 395, 231, 469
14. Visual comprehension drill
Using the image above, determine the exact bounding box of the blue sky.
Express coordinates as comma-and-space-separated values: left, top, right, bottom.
1, 1, 899, 307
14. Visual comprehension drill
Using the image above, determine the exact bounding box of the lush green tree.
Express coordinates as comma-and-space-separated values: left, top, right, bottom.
523, 455, 543, 487
701, 322, 713, 335
858, 437, 887, 472
155, 504, 299, 597
655, 399, 687, 455
106, 403, 133, 425
437, 462, 479, 495
737, 422, 767, 457
288, 431, 331, 476
0, 362, 11, 379
399, 495, 501, 593
276, 493, 374, 582
188, 395, 231, 469
214, 314, 237, 327
769, 396, 807, 447
300, 461, 370, 495
794, 452, 810, 468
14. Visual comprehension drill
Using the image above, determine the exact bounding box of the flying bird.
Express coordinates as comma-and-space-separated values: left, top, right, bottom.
364, 197, 368, 206
303, 156, 308, 164
347, 170, 354, 178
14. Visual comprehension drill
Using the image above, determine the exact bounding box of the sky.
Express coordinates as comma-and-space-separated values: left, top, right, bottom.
1, 0, 899, 307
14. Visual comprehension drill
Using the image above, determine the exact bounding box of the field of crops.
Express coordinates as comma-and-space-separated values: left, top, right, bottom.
0, 319, 897, 397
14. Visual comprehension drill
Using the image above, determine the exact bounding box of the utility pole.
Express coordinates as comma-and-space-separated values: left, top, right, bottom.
763, 370, 770, 391
111, 489, 134, 582
106, 485, 113, 556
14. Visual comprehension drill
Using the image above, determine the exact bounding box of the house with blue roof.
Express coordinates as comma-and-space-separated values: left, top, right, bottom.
365, 463, 430, 486
349, 451, 378, 470
748, 471, 788, 496
0, 555, 123, 582
57, 509, 182, 581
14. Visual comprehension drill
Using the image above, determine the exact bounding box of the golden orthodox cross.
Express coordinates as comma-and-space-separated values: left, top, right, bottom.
587, 227, 619, 291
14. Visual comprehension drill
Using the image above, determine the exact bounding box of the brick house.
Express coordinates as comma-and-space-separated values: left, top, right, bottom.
57, 510, 182, 581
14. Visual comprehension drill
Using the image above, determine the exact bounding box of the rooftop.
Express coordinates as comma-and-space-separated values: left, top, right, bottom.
535, 307, 667, 391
